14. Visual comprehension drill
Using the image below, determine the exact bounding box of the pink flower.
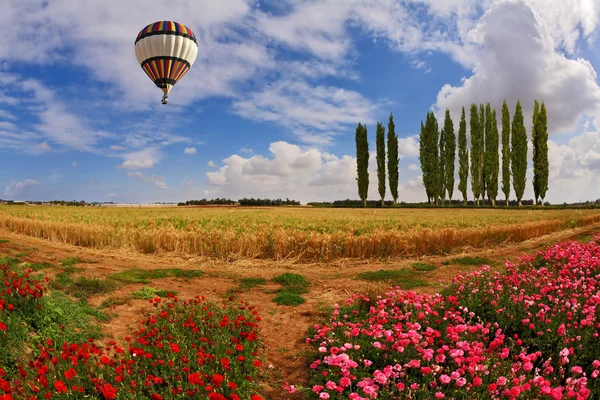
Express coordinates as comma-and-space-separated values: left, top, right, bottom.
435, 392, 445, 398
440, 375, 451, 384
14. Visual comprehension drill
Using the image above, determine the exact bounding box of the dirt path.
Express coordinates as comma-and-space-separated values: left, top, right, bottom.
0, 224, 598, 399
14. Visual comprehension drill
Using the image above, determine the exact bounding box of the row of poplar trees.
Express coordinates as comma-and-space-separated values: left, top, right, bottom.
420, 100, 549, 207
355, 114, 399, 208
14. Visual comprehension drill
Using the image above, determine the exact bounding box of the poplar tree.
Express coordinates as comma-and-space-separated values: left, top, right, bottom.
387, 113, 399, 205
458, 107, 469, 205
376, 121, 386, 207
439, 116, 447, 206
537, 102, 549, 205
356, 123, 369, 208
501, 100, 511, 206
484, 103, 493, 202
511, 100, 527, 207
479, 104, 486, 204
486, 108, 499, 206
532, 100, 540, 205
470, 104, 482, 205
444, 109, 456, 204
419, 112, 439, 204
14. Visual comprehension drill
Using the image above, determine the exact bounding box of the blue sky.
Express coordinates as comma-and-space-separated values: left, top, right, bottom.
1, 0, 600, 204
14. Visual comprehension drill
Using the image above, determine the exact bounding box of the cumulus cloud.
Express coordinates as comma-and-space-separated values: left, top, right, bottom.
110, 145, 125, 151
205, 141, 425, 203
184, 147, 197, 155
408, 163, 419, 171
435, 1, 600, 136
207, 160, 216, 168
39, 142, 51, 152
127, 171, 168, 189
118, 147, 161, 170
3, 179, 40, 197
240, 148, 253, 153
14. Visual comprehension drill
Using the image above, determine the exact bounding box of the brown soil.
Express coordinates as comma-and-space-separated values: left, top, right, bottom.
0, 224, 598, 399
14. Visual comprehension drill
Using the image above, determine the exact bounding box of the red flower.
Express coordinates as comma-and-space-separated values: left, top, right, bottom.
150, 394, 162, 400
54, 380, 68, 394
253, 360, 262, 367
0, 322, 6, 331
250, 395, 263, 400
170, 343, 180, 353
99, 383, 118, 399
220, 358, 231, 369
64, 368, 77, 380
235, 344, 243, 351
211, 374, 224, 387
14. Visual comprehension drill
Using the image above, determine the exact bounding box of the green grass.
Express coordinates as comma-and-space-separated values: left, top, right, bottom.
60, 257, 97, 267
70, 277, 119, 299
15, 252, 27, 258
22, 261, 54, 271
357, 269, 428, 290
0, 239, 9, 243
272, 273, 309, 291
442, 256, 497, 266
0, 255, 21, 267
238, 277, 267, 290
132, 287, 178, 300
62, 266, 84, 274
99, 296, 131, 309
109, 268, 203, 284
411, 262, 437, 271
273, 291, 305, 306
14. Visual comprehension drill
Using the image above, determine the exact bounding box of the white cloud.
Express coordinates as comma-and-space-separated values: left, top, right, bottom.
398, 135, 420, 158
118, 147, 161, 170
72, 162, 77, 167
110, 145, 125, 151
127, 171, 168, 189
207, 160, 217, 167
206, 140, 425, 203
184, 147, 197, 155
408, 163, 419, 171
436, 1, 600, 136
39, 141, 51, 152
4, 179, 40, 197
232, 80, 377, 145
240, 148, 253, 153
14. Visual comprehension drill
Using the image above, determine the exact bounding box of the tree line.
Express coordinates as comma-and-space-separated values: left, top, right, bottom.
178, 198, 300, 206
355, 100, 549, 207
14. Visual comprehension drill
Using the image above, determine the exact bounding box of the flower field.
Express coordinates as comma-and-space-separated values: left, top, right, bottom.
306, 237, 600, 399
1, 205, 600, 261
0, 263, 264, 399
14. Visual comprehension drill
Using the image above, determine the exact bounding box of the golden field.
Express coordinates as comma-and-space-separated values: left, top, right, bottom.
0, 205, 599, 261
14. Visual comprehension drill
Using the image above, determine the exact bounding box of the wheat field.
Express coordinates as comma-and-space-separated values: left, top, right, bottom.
0, 205, 598, 261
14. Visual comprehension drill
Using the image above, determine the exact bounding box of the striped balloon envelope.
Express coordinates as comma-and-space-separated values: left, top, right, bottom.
134, 21, 199, 104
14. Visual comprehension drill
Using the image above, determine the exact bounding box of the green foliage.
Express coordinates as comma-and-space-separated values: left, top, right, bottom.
24, 261, 54, 271
485, 106, 500, 204
439, 114, 447, 204
479, 104, 486, 201
109, 268, 203, 284
532, 100, 540, 203
411, 262, 437, 271
458, 107, 469, 204
376, 121, 386, 206
238, 277, 267, 290
272, 273, 309, 293
0, 239, 9, 243
99, 296, 131, 309
443, 109, 456, 202
511, 100, 528, 205
70, 277, 119, 299
357, 269, 428, 290
387, 113, 399, 204
537, 102, 549, 202
355, 123, 370, 208
273, 291, 305, 306
132, 287, 178, 300
469, 104, 482, 203
419, 112, 439, 204
501, 100, 511, 203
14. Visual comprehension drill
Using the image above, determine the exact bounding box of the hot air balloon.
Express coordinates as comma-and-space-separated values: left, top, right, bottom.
134, 21, 199, 104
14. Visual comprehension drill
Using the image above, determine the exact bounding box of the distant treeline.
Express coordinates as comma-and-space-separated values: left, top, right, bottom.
177, 198, 236, 206
238, 198, 300, 206
177, 198, 300, 206
307, 199, 568, 208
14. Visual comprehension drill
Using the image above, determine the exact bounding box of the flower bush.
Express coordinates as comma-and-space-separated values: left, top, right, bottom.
306, 238, 600, 399
0, 262, 264, 400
